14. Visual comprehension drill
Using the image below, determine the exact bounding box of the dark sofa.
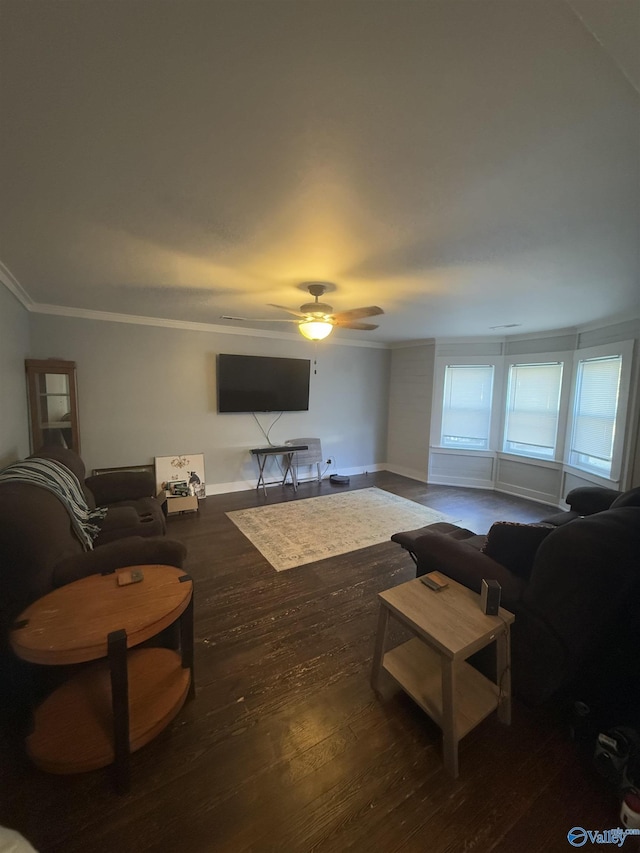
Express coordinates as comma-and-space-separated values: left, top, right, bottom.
34, 445, 167, 544
391, 502, 640, 718
539, 484, 640, 527
0, 446, 188, 718
0, 447, 186, 653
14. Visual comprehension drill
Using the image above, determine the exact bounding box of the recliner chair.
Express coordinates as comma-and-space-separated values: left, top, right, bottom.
540, 484, 640, 527
34, 445, 166, 542
391, 506, 640, 711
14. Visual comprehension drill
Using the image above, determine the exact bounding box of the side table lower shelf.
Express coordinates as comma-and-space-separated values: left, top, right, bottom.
27, 647, 191, 774
371, 576, 514, 778
383, 638, 500, 739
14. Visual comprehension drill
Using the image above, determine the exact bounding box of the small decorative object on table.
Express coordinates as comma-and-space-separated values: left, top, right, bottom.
168, 480, 189, 497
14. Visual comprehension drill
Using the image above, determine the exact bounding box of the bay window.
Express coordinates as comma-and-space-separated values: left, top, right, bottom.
568, 353, 623, 478
441, 364, 494, 450
503, 362, 563, 459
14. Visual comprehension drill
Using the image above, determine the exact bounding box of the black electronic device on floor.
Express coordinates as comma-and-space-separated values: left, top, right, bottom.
330, 474, 350, 485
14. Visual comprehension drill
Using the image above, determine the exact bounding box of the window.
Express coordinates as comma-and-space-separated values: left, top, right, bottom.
568, 354, 622, 477
441, 365, 494, 449
503, 362, 563, 459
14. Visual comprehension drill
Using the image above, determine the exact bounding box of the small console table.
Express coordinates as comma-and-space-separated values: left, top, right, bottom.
250, 445, 308, 497
371, 575, 514, 778
10, 564, 194, 793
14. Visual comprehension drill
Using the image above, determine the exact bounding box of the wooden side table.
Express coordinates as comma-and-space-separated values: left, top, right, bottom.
371, 576, 514, 778
10, 565, 194, 793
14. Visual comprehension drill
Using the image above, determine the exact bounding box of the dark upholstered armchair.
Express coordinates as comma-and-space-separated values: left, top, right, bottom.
539, 484, 640, 527
391, 507, 640, 715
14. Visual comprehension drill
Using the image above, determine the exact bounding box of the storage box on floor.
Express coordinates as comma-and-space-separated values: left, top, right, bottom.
157, 491, 198, 515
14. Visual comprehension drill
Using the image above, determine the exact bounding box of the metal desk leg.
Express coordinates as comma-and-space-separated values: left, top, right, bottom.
255, 453, 268, 496
287, 453, 298, 492
282, 451, 298, 492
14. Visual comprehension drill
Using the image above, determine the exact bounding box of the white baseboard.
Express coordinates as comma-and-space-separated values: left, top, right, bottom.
382, 463, 428, 483
205, 469, 564, 506
205, 480, 256, 496
494, 482, 562, 507
427, 473, 494, 490
204, 463, 388, 496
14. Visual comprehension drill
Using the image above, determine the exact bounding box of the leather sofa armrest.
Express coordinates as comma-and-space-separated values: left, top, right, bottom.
411, 533, 527, 611
52, 536, 187, 587
97, 505, 139, 532
85, 471, 156, 505
565, 486, 620, 515
391, 523, 477, 551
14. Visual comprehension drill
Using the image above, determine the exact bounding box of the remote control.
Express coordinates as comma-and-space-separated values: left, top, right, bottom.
117, 569, 144, 586
420, 571, 449, 591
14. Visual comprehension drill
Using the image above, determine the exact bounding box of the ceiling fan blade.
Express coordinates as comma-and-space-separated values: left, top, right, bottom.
331, 306, 384, 322
220, 315, 298, 323
334, 320, 379, 330
267, 303, 306, 318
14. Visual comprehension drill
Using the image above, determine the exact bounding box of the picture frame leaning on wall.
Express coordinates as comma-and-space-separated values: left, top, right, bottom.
155, 453, 206, 499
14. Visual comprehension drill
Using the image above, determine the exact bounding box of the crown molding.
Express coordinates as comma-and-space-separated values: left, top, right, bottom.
0, 261, 33, 309
0, 261, 387, 347
28, 302, 389, 349
389, 338, 436, 349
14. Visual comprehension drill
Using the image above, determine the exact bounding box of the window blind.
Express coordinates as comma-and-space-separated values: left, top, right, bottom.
441, 365, 494, 449
503, 362, 563, 458
569, 355, 622, 475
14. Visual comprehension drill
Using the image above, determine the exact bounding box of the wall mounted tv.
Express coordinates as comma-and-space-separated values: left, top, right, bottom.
217, 354, 311, 413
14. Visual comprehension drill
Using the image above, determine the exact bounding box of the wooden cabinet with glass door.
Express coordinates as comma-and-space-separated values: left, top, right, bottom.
25, 359, 80, 454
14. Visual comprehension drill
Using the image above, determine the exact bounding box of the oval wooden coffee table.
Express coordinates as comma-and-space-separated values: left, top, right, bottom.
10, 564, 194, 792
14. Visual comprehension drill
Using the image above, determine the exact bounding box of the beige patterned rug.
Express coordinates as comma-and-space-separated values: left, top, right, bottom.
226, 487, 451, 571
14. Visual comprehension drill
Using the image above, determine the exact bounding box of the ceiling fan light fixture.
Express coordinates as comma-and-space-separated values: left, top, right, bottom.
298, 319, 333, 341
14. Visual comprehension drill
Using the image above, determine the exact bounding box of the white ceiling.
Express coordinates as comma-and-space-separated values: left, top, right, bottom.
1, 0, 639, 345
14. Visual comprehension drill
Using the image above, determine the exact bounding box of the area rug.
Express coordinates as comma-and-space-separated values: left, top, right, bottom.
226, 487, 452, 571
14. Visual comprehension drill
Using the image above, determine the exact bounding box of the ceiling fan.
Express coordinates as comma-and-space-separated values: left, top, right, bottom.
221, 282, 383, 340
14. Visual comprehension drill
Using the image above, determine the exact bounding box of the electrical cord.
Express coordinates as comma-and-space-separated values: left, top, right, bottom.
251, 412, 288, 480
252, 411, 283, 446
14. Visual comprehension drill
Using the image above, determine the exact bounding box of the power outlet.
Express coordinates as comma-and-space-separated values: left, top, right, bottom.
326, 458, 333, 465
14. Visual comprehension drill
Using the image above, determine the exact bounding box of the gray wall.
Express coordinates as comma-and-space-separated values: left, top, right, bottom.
385, 343, 435, 482
0, 286, 30, 466
28, 314, 391, 491
7, 296, 637, 496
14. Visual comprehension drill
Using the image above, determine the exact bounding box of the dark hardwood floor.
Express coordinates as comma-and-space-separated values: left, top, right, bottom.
0, 474, 624, 852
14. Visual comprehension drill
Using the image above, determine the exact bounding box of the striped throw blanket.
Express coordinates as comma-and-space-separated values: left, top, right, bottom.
0, 457, 107, 550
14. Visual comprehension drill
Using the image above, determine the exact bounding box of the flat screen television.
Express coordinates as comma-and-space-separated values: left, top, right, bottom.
217, 354, 310, 413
